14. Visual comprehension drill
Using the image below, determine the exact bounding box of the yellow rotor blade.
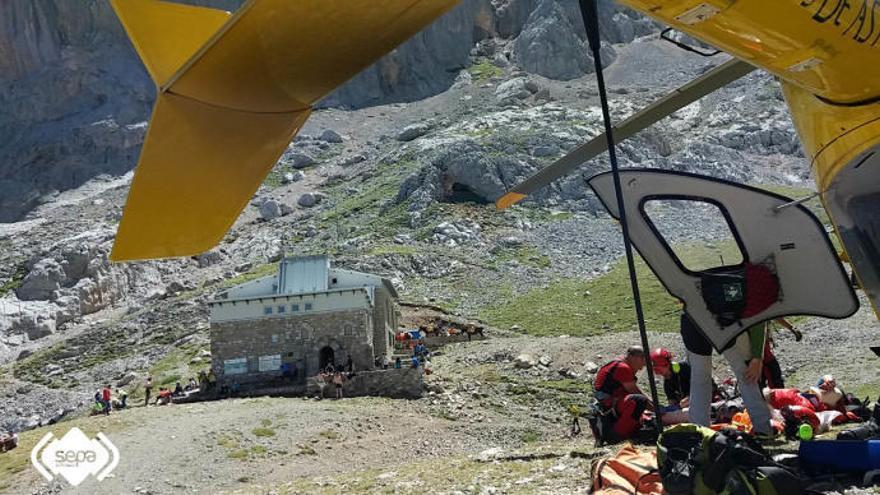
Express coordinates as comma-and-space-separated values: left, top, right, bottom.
110, 93, 310, 261
167, 0, 461, 112
109, 0, 230, 86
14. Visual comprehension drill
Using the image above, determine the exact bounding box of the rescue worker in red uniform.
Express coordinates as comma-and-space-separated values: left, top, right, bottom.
593, 346, 652, 441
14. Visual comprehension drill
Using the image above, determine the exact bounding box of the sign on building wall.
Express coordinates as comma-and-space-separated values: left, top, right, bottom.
258, 354, 282, 371
224, 357, 248, 375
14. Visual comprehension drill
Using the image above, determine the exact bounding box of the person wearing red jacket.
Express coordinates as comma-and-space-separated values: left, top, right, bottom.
593, 346, 652, 441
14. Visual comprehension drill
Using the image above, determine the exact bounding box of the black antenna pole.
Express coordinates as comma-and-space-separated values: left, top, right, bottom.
578, 0, 663, 434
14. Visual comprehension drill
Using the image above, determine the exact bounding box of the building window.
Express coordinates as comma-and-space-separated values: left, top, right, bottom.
291, 304, 300, 312
278, 305, 286, 313
305, 302, 313, 311
224, 358, 248, 375
271, 334, 279, 343
258, 354, 282, 372
264, 306, 273, 315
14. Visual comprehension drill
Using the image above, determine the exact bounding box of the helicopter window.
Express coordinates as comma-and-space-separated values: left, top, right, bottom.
641, 198, 745, 273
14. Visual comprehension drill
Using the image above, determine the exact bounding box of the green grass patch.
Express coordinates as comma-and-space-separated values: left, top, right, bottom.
368, 244, 419, 256
0, 264, 27, 298
148, 343, 206, 387
468, 58, 503, 81
219, 263, 278, 290
228, 449, 249, 460
494, 246, 551, 269
250, 445, 268, 455
217, 434, 239, 449
539, 379, 592, 394
521, 429, 541, 444
481, 242, 740, 336
252, 427, 276, 437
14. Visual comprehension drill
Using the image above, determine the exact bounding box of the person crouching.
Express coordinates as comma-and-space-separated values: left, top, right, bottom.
590, 346, 653, 443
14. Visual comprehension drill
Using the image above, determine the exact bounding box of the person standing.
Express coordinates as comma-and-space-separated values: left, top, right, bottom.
761, 318, 800, 389
144, 376, 153, 407
332, 372, 344, 399
681, 313, 773, 438
101, 385, 112, 415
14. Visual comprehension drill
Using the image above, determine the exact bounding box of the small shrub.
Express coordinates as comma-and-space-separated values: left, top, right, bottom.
227, 449, 249, 460
252, 427, 275, 437
319, 430, 339, 440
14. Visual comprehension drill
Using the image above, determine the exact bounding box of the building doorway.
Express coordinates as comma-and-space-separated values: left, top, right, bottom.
319, 346, 335, 371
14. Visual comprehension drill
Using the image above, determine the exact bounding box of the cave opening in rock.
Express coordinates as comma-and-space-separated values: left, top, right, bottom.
444, 182, 491, 204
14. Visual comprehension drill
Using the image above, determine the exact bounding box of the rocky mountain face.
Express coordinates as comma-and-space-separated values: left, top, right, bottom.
0, 0, 651, 223
0, 0, 814, 436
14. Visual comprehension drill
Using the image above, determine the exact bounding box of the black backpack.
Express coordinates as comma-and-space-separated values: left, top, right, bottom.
700, 269, 747, 326
658, 425, 805, 495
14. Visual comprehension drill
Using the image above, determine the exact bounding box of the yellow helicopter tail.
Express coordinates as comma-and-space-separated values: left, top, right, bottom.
109, 0, 460, 261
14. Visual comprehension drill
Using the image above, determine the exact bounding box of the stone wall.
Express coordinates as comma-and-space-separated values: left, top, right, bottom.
211, 308, 375, 387
371, 287, 397, 361
309, 368, 423, 399
423, 333, 486, 348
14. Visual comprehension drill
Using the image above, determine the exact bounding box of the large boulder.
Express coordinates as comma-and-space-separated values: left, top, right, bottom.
514, 353, 537, 369
513, 0, 616, 80
17, 258, 67, 301
286, 152, 315, 169
494, 77, 531, 102
396, 123, 432, 142
259, 199, 282, 221
318, 129, 343, 143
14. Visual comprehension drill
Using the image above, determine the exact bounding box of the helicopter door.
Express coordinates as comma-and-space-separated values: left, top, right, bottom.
587, 169, 858, 352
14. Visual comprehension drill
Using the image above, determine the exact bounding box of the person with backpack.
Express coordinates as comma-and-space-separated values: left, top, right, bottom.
680, 313, 774, 439
591, 346, 653, 442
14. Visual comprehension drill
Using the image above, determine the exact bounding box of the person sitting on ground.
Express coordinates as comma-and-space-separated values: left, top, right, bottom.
116, 389, 128, 409
173, 382, 184, 397
592, 346, 653, 441
650, 347, 719, 425
206, 369, 217, 390
156, 387, 173, 406
186, 377, 198, 391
